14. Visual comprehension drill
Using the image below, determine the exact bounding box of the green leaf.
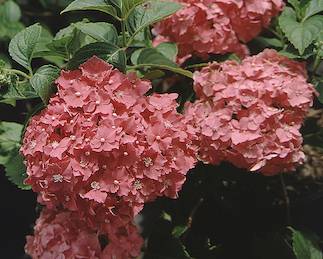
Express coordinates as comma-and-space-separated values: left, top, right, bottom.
156, 42, 178, 62
135, 48, 193, 78
172, 225, 189, 238
0, 121, 23, 165
8, 24, 42, 72
279, 7, 323, 54
127, 0, 182, 38
75, 22, 118, 44
68, 42, 125, 71
3, 1, 21, 22
61, 0, 118, 18
30, 65, 60, 104
289, 227, 323, 259
303, 0, 323, 21
4, 148, 31, 190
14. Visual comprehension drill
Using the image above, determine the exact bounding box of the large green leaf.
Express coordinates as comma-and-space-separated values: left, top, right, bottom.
8, 24, 42, 72
30, 65, 60, 104
61, 0, 118, 18
75, 22, 118, 44
303, 0, 323, 21
289, 227, 322, 259
0, 122, 23, 165
279, 7, 323, 54
127, 0, 181, 38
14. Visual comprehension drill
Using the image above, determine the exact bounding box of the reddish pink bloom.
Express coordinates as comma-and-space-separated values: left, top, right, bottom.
185, 49, 315, 175
153, 0, 283, 62
21, 56, 197, 228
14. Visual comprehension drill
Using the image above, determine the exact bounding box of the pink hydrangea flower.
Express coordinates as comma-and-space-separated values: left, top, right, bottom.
25, 208, 143, 259
21, 57, 197, 226
184, 49, 315, 175
153, 0, 283, 63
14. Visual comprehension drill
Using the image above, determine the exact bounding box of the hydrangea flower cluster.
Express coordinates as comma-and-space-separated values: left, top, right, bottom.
184, 49, 315, 175
153, 0, 283, 62
21, 56, 197, 226
25, 208, 143, 259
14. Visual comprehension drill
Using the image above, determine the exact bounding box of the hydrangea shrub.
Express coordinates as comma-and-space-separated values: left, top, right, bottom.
0, 0, 322, 258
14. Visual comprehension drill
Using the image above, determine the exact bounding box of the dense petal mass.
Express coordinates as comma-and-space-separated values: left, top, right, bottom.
153, 0, 283, 62
25, 208, 143, 259
184, 49, 315, 175
21, 56, 197, 228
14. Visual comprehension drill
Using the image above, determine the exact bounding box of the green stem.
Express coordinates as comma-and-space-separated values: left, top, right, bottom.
185, 63, 209, 69
128, 64, 193, 79
3, 68, 31, 79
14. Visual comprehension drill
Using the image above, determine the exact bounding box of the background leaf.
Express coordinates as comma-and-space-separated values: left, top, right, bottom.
279, 7, 323, 54
3, 1, 21, 22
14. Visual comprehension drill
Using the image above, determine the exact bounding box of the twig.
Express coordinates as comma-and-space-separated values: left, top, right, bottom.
187, 198, 204, 228
279, 174, 291, 225
181, 198, 204, 241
